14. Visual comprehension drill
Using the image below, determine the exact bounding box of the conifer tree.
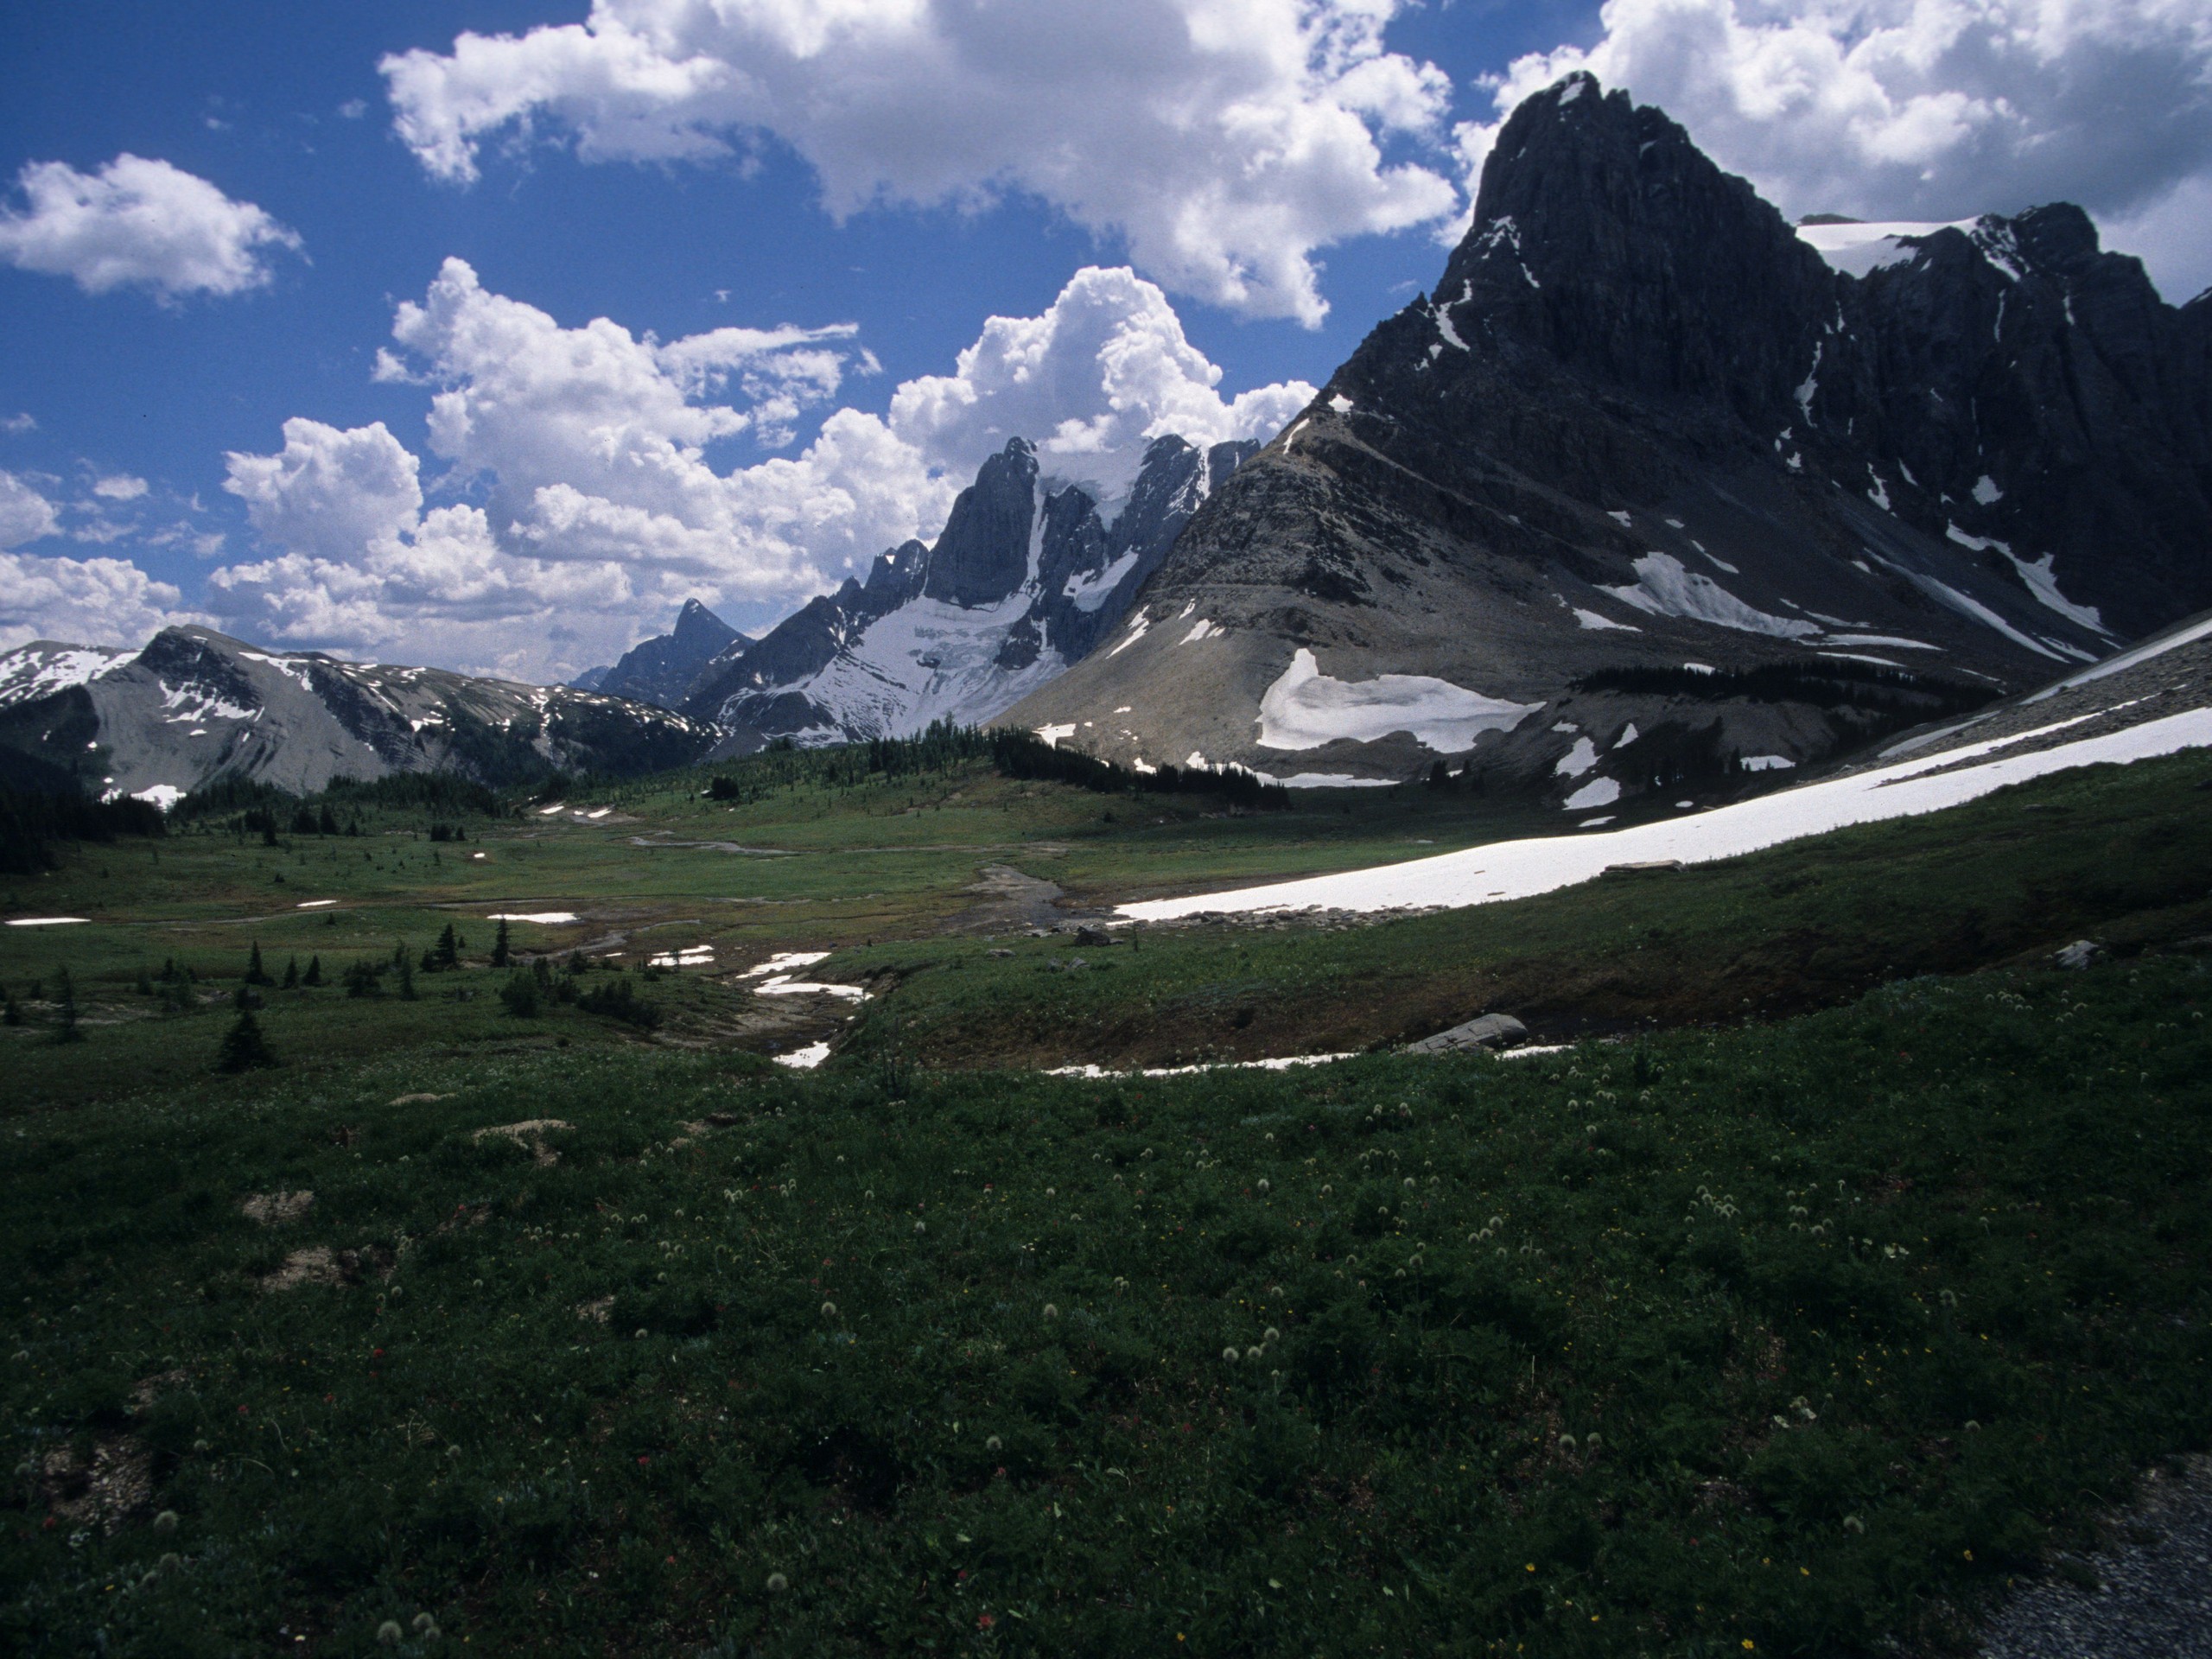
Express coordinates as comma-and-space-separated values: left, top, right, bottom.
282, 957, 299, 990
302, 954, 322, 987
215, 1005, 276, 1072
397, 954, 417, 1001
491, 919, 511, 968
246, 942, 273, 986
434, 922, 460, 969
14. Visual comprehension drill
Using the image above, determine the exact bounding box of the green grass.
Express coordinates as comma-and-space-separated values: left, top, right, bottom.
0, 753, 1662, 1108
831, 749, 2212, 1070
5, 741, 2212, 1653
2, 956, 2207, 1655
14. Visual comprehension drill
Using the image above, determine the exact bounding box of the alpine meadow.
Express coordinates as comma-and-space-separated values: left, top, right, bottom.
6, 3, 2212, 1656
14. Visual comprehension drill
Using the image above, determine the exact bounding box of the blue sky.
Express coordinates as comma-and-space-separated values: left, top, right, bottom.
2, 1, 2205, 680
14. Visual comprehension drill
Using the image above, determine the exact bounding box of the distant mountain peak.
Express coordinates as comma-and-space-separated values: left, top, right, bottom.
678, 432, 1257, 753
588, 598, 739, 709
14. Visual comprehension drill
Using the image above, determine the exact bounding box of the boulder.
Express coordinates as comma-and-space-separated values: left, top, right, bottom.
1405, 1013, 1529, 1053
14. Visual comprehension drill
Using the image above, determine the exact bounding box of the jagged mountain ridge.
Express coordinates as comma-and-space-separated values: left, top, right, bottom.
1007, 73, 2212, 811
575, 598, 740, 709
682, 433, 1255, 751
0, 626, 716, 802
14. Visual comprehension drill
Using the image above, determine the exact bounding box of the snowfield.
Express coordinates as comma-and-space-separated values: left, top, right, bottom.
1256, 649, 1541, 752
1119, 703, 2212, 922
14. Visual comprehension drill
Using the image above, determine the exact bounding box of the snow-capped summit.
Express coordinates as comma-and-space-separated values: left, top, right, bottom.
680, 432, 1254, 751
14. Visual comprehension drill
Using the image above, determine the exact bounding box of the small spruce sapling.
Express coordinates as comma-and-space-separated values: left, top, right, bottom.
50, 966, 83, 1045
281, 957, 298, 990
245, 942, 274, 986
491, 919, 511, 968
216, 1006, 276, 1072
302, 954, 322, 988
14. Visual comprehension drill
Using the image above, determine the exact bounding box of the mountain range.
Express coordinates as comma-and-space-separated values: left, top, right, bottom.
566, 433, 1256, 753
3, 72, 2207, 813
0, 626, 713, 803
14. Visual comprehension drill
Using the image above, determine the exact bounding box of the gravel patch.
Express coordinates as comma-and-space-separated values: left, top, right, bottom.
1978, 1455, 2212, 1658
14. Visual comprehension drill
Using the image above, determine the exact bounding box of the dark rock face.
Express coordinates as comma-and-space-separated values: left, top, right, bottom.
682, 434, 1254, 750
923, 442, 1043, 608
1006, 73, 2212, 808
588, 599, 741, 709
0, 626, 717, 798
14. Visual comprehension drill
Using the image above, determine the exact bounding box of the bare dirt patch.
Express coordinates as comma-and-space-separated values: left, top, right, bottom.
259, 1246, 342, 1293
41, 1439, 152, 1533
471, 1118, 574, 1166
240, 1190, 314, 1225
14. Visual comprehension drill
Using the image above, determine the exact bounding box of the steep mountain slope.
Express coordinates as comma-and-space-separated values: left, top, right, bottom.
574, 598, 740, 708
1009, 73, 2212, 810
0, 626, 715, 802
682, 434, 1254, 750
1118, 605, 2212, 922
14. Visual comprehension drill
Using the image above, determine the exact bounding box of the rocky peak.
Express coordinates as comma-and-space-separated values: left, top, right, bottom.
590, 597, 740, 709
670, 598, 736, 652
1443, 73, 1834, 434
923, 438, 1040, 607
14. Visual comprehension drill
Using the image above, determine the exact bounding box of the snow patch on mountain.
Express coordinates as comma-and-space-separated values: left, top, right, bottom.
1599, 553, 1821, 639
0, 643, 130, 709
1256, 649, 1541, 753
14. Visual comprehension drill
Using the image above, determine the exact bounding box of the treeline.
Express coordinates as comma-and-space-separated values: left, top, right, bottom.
1573, 659, 1991, 719
176, 771, 511, 830
988, 728, 1290, 808
165, 771, 513, 842
702, 721, 995, 802
0, 788, 165, 875
692, 721, 1289, 808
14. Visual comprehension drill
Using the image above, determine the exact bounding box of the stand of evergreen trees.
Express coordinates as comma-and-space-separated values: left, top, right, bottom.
987, 728, 1290, 809
0, 786, 164, 874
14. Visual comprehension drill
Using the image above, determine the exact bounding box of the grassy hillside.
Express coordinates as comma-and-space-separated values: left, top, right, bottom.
835, 747, 2212, 1070
3, 955, 2206, 1656
3, 740, 2209, 1655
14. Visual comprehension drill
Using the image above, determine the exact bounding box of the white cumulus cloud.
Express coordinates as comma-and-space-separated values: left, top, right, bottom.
1461, 0, 2212, 299
0, 154, 302, 301
0, 472, 60, 550
892, 264, 1315, 499
380, 0, 1459, 324
205, 260, 1309, 680
224, 419, 424, 564
0, 550, 198, 651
